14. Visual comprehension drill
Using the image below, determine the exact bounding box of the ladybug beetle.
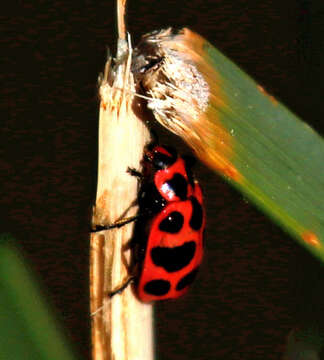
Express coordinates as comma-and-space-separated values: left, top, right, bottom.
94, 144, 206, 302
132, 144, 205, 302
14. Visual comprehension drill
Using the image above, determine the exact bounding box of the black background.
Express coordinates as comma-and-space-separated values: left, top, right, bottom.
1, 1, 324, 359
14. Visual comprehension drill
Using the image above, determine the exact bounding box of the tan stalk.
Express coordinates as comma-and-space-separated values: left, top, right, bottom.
90, 1, 153, 359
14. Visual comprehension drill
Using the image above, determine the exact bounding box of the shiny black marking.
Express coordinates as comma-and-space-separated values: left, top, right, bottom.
189, 196, 203, 231
151, 152, 172, 169
159, 211, 184, 233
151, 241, 196, 272
166, 173, 188, 200
176, 268, 199, 291
144, 279, 170, 296
151, 149, 176, 169
138, 183, 166, 214
144, 144, 177, 170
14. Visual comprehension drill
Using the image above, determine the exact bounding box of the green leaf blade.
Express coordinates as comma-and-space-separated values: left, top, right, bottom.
134, 28, 324, 262
204, 40, 324, 259
0, 234, 78, 360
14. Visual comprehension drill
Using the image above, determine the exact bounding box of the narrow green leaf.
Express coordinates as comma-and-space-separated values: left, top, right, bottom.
0, 234, 78, 360
133, 28, 324, 263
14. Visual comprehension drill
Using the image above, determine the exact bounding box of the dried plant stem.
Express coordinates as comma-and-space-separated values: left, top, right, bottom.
117, 0, 126, 40
90, 2, 153, 359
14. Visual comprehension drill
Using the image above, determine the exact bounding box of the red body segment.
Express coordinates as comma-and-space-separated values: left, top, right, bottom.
135, 145, 205, 302
143, 146, 196, 201
137, 183, 205, 302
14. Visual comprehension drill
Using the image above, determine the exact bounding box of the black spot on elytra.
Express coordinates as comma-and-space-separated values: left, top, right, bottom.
189, 197, 203, 231
144, 279, 170, 296
166, 173, 188, 200
152, 152, 172, 169
176, 268, 199, 291
151, 146, 177, 169
151, 241, 196, 272
159, 211, 184, 233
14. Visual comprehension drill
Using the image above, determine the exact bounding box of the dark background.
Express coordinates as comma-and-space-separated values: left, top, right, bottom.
1, 0, 324, 359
